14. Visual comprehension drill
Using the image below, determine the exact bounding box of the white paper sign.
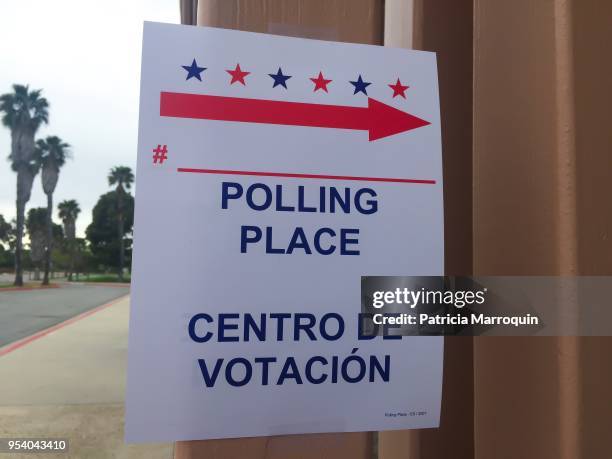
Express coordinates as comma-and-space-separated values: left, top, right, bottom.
126, 21, 444, 443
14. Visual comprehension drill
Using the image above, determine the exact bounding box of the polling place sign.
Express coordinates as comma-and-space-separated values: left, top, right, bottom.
125, 22, 444, 442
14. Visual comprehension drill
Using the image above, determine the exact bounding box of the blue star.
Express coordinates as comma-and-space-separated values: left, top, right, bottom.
182, 59, 206, 81
268, 67, 292, 89
350, 75, 371, 95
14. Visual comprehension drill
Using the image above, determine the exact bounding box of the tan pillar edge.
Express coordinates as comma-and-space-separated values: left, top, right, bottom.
384, 0, 414, 49
552, 2, 580, 458
174, 1, 382, 458
379, 4, 419, 458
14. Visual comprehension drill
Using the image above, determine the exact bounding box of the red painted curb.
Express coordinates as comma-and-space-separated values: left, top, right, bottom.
0, 284, 61, 293
0, 294, 130, 357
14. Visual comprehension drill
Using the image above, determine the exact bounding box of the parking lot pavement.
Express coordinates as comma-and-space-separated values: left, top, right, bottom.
0, 283, 129, 347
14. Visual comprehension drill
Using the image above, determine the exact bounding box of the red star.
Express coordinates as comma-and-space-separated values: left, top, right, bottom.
310, 71, 332, 92
226, 63, 250, 85
388, 78, 409, 98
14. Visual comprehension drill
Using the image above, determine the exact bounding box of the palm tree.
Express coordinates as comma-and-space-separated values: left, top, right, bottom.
108, 166, 134, 281
58, 199, 80, 281
36, 136, 70, 285
0, 84, 49, 286
26, 208, 47, 281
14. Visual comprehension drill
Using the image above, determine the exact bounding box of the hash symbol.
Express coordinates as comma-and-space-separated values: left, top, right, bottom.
152, 144, 168, 164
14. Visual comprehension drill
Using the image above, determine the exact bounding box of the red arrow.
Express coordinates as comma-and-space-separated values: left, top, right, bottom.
160, 92, 430, 141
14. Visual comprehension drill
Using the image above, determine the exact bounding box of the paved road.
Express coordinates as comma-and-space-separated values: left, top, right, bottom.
0, 283, 129, 347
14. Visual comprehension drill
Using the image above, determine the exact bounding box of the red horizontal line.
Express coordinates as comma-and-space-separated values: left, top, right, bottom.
177, 168, 436, 184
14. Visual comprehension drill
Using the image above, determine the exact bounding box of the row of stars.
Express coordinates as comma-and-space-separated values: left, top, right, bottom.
182, 59, 410, 98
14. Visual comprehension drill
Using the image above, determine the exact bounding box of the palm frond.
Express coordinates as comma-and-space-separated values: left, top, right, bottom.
108, 166, 134, 189
0, 84, 49, 130
58, 199, 81, 221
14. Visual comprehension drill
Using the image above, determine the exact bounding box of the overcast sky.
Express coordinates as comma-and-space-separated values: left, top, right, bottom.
0, 0, 178, 237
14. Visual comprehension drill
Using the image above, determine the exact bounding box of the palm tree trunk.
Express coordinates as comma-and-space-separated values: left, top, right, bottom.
42, 193, 53, 285
13, 170, 26, 286
68, 238, 75, 281
118, 192, 124, 282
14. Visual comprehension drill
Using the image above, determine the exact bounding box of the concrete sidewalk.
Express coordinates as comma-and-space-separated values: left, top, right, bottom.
0, 296, 173, 458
